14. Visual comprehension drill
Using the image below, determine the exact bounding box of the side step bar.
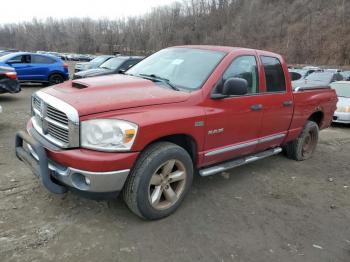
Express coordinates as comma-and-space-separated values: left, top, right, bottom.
199, 147, 282, 177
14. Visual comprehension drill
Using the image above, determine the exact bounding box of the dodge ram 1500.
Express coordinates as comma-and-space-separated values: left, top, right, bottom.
15, 46, 337, 220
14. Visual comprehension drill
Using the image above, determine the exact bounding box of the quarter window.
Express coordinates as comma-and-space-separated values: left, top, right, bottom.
222, 55, 259, 94
261, 56, 286, 92
32, 55, 55, 64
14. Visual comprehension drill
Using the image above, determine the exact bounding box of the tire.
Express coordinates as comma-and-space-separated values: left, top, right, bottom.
283, 120, 319, 161
123, 142, 193, 220
48, 74, 64, 86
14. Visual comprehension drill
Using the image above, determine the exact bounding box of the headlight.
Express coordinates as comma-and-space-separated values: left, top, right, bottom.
81, 119, 138, 151
336, 106, 350, 113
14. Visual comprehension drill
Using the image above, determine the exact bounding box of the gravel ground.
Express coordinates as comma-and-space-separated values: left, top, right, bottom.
0, 79, 350, 262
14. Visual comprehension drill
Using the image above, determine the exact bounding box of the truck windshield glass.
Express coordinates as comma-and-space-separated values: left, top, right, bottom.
100, 57, 126, 70
331, 83, 350, 98
127, 48, 226, 90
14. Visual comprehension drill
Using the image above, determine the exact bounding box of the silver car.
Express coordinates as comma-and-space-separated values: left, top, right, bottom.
331, 81, 350, 124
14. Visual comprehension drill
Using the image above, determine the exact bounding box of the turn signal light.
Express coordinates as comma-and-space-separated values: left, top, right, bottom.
64, 63, 69, 69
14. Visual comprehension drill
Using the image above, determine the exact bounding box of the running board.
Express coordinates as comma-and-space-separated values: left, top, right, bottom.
199, 147, 282, 177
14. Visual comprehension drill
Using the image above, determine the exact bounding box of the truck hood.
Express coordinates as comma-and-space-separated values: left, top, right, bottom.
43, 74, 190, 116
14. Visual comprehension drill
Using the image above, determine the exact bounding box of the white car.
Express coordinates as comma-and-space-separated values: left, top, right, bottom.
330, 81, 350, 124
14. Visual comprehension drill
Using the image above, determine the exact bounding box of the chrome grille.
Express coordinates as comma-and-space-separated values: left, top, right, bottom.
47, 122, 69, 143
33, 95, 41, 112
31, 91, 80, 148
47, 105, 69, 125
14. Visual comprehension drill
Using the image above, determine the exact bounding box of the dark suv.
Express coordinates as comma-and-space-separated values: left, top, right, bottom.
73, 56, 144, 79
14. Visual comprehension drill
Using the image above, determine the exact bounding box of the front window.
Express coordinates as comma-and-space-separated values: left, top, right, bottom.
222, 55, 259, 94
127, 48, 226, 91
100, 57, 127, 70
331, 83, 350, 98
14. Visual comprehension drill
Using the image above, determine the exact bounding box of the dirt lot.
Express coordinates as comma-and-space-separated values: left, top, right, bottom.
0, 82, 350, 262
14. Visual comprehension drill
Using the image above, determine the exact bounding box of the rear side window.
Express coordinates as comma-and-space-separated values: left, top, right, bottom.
222, 55, 259, 94
32, 55, 55, 64
261, 56, 286, 92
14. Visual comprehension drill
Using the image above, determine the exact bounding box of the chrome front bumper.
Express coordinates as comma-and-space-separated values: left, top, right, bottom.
16, 131, 130, 194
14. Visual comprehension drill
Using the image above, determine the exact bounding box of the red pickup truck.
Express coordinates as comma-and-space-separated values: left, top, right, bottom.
16, 46, 337, 220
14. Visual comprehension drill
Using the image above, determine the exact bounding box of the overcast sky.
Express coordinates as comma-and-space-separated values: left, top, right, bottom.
0, 0, 177, 24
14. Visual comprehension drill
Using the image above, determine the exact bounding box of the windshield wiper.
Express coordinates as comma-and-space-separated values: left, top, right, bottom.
138, 73, 180, 91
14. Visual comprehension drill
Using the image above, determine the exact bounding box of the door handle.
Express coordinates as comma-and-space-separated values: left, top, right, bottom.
250, 104, 263, 111
283, 100, 293, 107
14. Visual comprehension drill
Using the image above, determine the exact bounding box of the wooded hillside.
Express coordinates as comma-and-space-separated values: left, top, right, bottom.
0, 0, 349, 65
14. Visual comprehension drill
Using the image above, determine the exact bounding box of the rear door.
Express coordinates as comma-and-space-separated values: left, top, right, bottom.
255, 54, 293, 151
30, 55, 55, 81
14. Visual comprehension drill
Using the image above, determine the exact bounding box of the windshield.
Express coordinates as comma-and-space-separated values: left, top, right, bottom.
127, 48, 226, 90
100, 57, 126, 70
331, 83, 350, 98
90, 56, 110, 64
305, 72, 332, 82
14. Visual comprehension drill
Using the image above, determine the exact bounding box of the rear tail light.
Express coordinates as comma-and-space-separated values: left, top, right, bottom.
64, 63, 69, 69
5, 71, 17, 79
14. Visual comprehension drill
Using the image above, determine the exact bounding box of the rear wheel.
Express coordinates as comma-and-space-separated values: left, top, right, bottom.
123, 142, 193, 220
48, 74, 64, 86
284, 120, 319, 161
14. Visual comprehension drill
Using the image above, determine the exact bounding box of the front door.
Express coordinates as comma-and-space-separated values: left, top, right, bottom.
203, 54, 264, 166
7, 55, 32, 80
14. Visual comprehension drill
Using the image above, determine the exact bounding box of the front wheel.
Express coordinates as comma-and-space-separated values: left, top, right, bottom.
283, 120, 319, 161
123, 142, 193, 220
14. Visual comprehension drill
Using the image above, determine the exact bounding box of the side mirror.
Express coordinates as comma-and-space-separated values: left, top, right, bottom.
223, 78, 248, 96
118, 69, 126, 74
212, 77, 248, 99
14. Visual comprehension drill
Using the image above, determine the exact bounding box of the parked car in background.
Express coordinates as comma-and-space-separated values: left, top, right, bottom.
325, 68, 342, 73
0, 49, 19, 57
330, 81, 350, 124
340, 71, 350, 81
74, 55, 114, 72
292, 71, 343, 89
16, 46, 337, 220
0, 51, 11, 57
73, 56, 144, 79
0, 66, 21, 94
302, 66, 322, 71
0, 52, 69, 85
289, 69, 315, 81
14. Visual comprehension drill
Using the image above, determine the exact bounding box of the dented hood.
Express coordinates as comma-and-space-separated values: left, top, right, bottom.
43, 74, 190, 116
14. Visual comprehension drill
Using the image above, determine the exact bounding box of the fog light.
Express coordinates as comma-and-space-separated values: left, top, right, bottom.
71, 173, 90, 190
